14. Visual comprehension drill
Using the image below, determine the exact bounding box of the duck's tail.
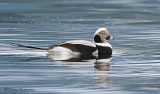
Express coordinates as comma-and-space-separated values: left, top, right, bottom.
0, 41, 48, 50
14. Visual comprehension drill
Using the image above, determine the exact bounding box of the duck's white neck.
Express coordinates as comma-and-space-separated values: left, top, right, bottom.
94, 42, 112, 48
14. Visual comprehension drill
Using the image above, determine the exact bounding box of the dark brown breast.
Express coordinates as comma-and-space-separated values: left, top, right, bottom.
96, 45, 112, 56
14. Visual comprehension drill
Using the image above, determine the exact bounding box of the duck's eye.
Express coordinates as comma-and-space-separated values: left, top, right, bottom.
101, 32, 105, 35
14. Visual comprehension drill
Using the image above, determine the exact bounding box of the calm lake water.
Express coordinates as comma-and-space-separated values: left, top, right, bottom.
0, 0, 160, 94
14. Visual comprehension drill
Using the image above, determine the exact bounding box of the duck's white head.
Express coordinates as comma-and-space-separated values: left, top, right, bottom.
94, 28, 114, 43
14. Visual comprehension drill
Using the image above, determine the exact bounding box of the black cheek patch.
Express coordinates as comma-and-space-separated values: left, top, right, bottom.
106, 35, 110, 40
94, 35, 102, 43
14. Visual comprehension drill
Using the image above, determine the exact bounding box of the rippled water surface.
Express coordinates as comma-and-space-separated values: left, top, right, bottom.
0, 0, 160, 94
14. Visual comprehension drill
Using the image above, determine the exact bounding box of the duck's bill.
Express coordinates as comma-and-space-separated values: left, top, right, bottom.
110, 36, 114, 40
106, 35, 114, 40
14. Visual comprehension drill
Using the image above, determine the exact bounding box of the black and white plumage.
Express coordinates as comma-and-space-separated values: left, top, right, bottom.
48, 28, 114, 56
48, 40, 97, 54
6, 28, 114, 58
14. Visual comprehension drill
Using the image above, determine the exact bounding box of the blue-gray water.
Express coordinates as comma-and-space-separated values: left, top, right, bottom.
0, 0, 160, 94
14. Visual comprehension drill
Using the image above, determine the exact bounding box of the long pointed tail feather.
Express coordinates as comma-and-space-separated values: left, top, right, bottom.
0, 41, 48, 50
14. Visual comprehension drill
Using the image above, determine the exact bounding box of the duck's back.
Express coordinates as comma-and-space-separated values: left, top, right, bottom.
48, 40, 97, 54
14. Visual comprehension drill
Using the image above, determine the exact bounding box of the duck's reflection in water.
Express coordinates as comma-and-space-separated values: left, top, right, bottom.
48, 53, 112, 87
94, 54, 112, 87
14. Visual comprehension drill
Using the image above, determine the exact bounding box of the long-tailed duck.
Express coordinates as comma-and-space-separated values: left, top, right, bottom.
48, 28, 114, 55
7, 28, 114, 56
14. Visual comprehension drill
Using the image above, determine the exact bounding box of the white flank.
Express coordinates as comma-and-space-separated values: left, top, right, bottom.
47, 46, 81, 60
48, 53, 80, 61
48, 46, 80, 55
